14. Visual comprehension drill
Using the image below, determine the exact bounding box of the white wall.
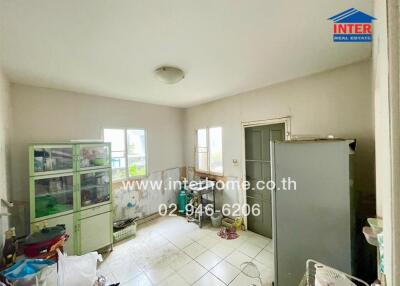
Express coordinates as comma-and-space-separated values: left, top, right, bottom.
10, 84, 185, 235
184, 60, 375, 202
0, 68, 11, 246
9, 61, 375, 241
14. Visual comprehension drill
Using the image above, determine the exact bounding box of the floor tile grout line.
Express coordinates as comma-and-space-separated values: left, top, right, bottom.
180, 242, 236, 285
190, 268, 228, 286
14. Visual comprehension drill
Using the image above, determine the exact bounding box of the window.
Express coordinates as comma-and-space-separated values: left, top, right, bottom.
209, 127, 223, 174
104, 129, 126, 180
197, 129, 208, 172
196, 127, 223, 174
127, 129, 147, 177
104, 128, 147, 181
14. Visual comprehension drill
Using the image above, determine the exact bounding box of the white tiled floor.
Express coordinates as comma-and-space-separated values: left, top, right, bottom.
99, 216, 274, 285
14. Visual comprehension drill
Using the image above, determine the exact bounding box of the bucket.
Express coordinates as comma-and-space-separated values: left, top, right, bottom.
211, 213, 222, 227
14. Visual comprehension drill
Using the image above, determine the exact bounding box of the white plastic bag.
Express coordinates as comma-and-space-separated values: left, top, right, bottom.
57, 250, 102, 286
38, 264, 57, 286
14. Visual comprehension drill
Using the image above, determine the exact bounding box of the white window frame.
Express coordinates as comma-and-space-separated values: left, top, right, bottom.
103, 128, 148, 182
195, 127, 223, 176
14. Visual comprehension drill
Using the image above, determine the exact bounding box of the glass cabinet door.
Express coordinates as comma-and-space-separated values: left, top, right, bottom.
31, 145, 74, 175
80, 170, 111, 208
78, 144, 110, 170
33, 174, 74, 219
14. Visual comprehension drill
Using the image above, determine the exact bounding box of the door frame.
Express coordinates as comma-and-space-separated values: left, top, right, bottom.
240, 116, 291, 229
383, 0, 400, 284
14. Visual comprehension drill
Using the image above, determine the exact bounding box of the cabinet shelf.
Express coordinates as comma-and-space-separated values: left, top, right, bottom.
80, 184, 107, 191
29, 142, 113, 255
35, 189, 73, 198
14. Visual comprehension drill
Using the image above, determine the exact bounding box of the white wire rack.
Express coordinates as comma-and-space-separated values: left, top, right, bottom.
298, 259, 369, 286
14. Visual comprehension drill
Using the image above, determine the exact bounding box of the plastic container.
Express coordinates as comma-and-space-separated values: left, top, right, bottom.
23, 225, 67, 259
377, 232, 384, 273
113, 222, 136, 243
367, 218, 383, 234
362, 226, 378, 246
234, 217, 243, 230
211, 213, 222, 227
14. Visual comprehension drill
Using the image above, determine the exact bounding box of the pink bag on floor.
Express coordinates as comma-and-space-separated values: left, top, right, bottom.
217, 227, 239, 240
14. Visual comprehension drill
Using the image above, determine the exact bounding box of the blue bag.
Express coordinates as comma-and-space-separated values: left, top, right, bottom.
1, 259, 55, 281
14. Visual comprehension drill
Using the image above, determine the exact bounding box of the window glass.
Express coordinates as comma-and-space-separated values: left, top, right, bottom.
196, 127, 223, 174
104, 129, 125, 151
127, 129, 147, 177
104, 128, 147, 180
209, 127, 223, 174
196, 129, 208, 172
197, 152, 208, 172
197, 129, 207, 147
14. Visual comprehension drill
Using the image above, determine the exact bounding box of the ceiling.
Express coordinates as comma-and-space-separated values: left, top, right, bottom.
0, 0, 372, 108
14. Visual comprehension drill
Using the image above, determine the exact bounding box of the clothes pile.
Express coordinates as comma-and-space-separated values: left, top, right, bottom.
217, 226, 239, 240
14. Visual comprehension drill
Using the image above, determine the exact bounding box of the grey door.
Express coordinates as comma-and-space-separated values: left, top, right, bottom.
245, 123, 285, 237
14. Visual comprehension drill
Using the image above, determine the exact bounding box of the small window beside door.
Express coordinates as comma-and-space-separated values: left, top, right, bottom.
196, 127, 223, 175
104, 128, 147, 181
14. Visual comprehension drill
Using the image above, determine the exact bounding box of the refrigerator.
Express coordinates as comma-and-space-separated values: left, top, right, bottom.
271, 140, 356, 286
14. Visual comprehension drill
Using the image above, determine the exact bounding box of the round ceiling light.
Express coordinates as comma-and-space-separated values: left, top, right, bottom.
154, 66, 185, 84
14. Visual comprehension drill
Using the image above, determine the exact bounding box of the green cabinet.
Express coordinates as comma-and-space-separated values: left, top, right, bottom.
29, 142, 113, 255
